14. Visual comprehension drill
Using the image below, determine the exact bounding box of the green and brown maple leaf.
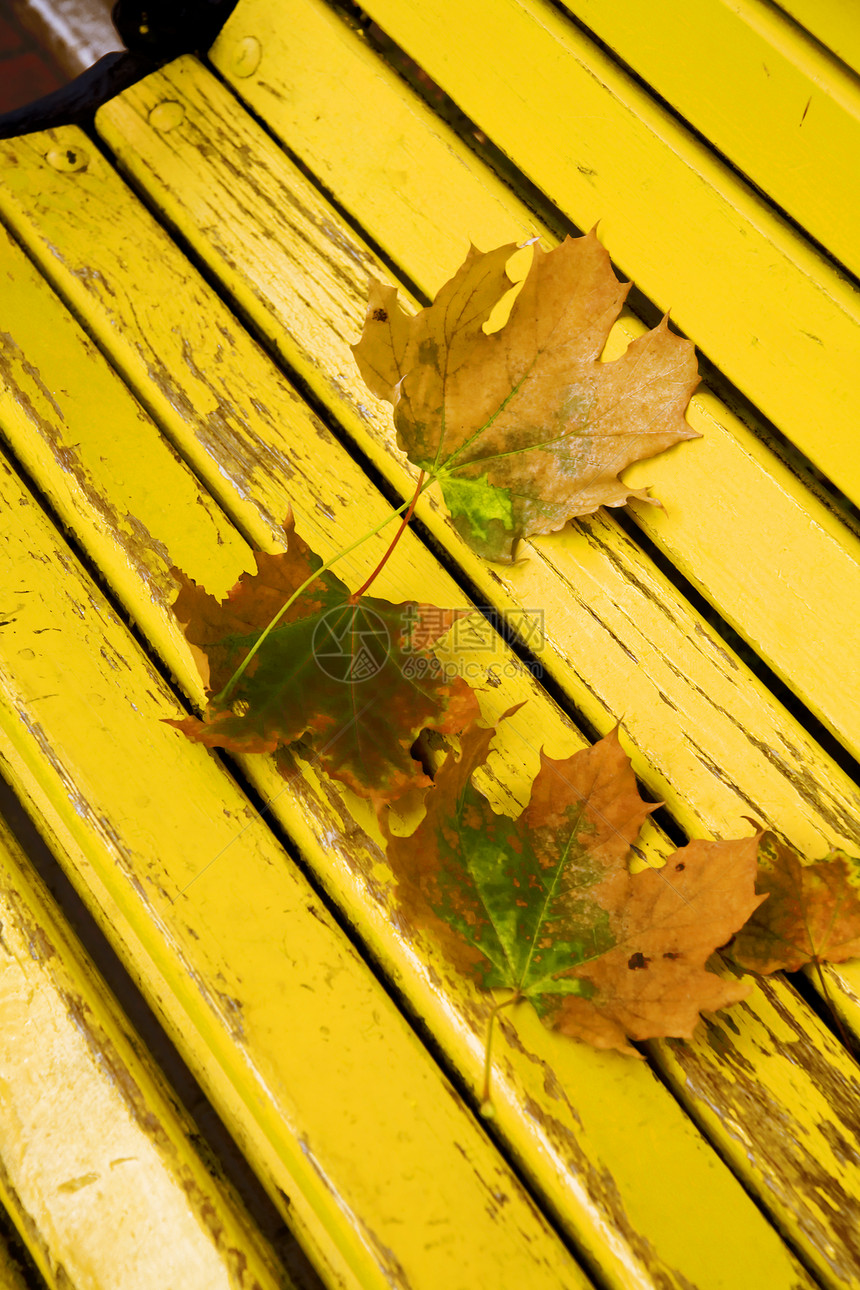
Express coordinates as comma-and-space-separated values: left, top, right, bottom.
385, 721, 763, 1054
353, 231, 700, 562
167, 516, 478, 808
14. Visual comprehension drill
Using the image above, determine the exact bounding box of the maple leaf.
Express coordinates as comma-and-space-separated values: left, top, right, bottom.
352, 231, 700, 561
728, 833, 860, 974
385, 722, 762, 1055
167, 516, 479, 807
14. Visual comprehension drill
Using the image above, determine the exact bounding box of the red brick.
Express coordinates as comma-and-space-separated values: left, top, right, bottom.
0, 52, 65, 114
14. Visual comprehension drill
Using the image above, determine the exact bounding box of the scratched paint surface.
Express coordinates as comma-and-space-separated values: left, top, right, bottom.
98, 51, 860, 1281
0, 457, 589, 1290
89, 68, 860, 852
654, 979, 860, 1286
0, 226, 812, 1290
553, 0, 860, 279
774, 0, 860, 78
297, 0, 860, 510
95, 44, 860, 1013
207, 0, 860, 767
0, 135, 830, 1288
0, 22, 856, 1290
0, 816, 290, 1290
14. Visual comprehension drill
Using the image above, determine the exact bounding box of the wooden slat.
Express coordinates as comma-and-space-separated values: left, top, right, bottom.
198, 20, 860, 1057
250, 738, 860, 1290
204, 1, 860, 1058
0, 451, 589, 1290
85, 59, 860, 837
775, 0, 860, 78
0, 814, 294, 1290
0, 123, 856, 1290
0, 215, 251, 686
0, 242, 593, 1290
16, 17, 860, 791
205, 0, 860, 768
85, 65, 860, 959
215, 0, 860, 513
556, 0, 860, 279
0, 188, 823, 1288
651, 978, 860, 1289
86, 60, 860, 1277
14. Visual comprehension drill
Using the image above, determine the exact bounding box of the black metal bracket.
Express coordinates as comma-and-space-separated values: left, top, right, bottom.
0, 0, 239, 140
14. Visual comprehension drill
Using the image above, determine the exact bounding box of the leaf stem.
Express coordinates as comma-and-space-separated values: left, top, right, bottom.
351, 471, 426, 599
212, 475, 434, 705
479, 991, 521, 1117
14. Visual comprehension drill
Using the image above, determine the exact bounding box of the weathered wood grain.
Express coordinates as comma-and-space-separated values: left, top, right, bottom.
0, 145, 848, 1286
246, 0, 860, 514
207, 0, 860, 769
0, 458, 588, 1289
0, 813, 294, 1290
91, 62, 860, 948
650, 978, 860, 1288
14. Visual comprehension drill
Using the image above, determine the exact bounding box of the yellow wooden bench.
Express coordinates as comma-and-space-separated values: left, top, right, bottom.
1, 0, 860, 1285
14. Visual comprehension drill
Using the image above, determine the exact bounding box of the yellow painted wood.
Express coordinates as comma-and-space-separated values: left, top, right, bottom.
250, 751, 860, 1290
555, 0, 860, 279
821, 959, 860, 1052
649, 975, 860, 1287
95, 52, 860, 1040
0, 814, 292, 1290
82, 62, 860, 1269
209, 0, 860, 769
213, 0, 860, 1043
776, 0, 860, 77
222, 0, 860, 512
0, 127, 848, 1286
0, 230, 252, 694
0, 459, 588, 1290
199, 0, 860, 1219
86, 63, 860, 853
0, 223, 816, 1290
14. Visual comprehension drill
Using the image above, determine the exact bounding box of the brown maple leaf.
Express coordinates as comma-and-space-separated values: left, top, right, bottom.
385, 721, 762, 1055
166, 516, 479, 807
729, 833, 860, 974
353, 231, 700, 561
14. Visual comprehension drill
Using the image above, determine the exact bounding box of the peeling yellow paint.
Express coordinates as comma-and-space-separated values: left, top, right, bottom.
652, 975, 860, 1286
0, 13, 854, 1287
322, 0, 860, 511
207, 0, 860, 767
0, 463, 586, 1290
0, 165, 810, 1290
0, 815, 288, 1289
89, 60, 860, 858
